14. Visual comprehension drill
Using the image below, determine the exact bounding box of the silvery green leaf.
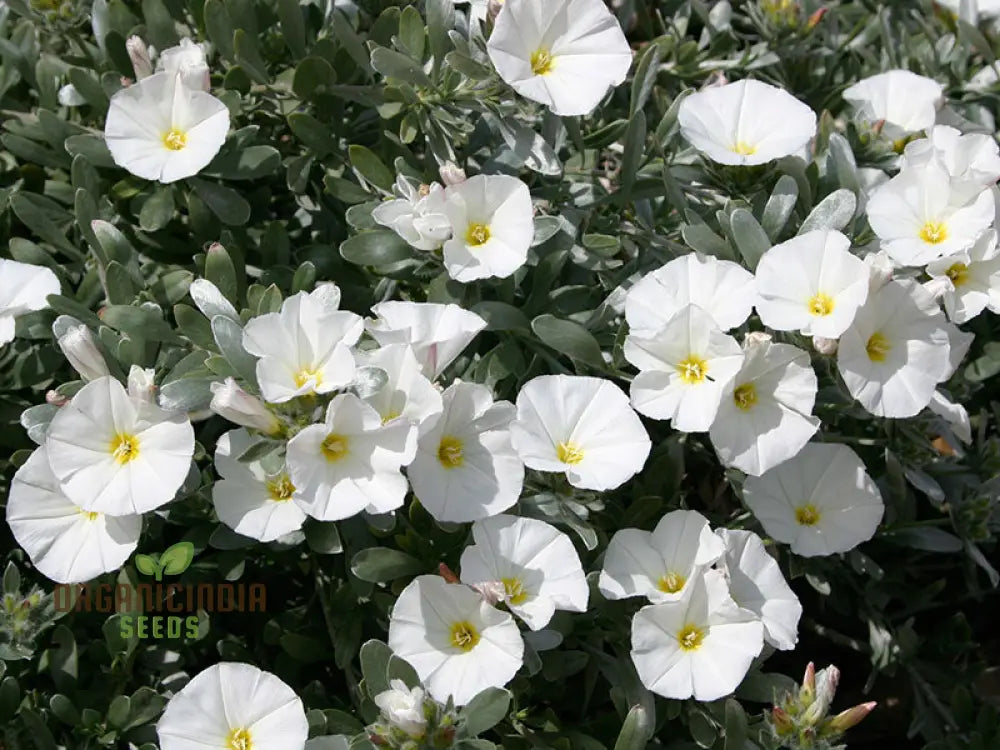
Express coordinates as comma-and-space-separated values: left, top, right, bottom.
799, 189, 857, 234
211, 315, 259, 389
20, 404, 58, 445
190, 279, 240, 322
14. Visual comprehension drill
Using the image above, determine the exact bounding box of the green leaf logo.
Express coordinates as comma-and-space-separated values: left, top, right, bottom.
134, 542, 195, 581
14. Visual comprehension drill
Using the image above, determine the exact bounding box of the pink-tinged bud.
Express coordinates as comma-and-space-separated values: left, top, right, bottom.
45, 390, 69, 407
825, 701, 877, 734
807, 7, 828, 30
125, 36, 153, 80
803, 665, 840, 724
438, 563, 460, 584
812, 336, 838, 355
469, 580, 507, 605
487, 0, 504, 22
770, 707, 794, 735
209, 378, 282, 434
801, 662, 816, 698
54, 317, 110, 381
439, 161, 467, 186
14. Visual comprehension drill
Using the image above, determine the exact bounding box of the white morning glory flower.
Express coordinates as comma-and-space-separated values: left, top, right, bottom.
45, 376, 195, 516
866, 159, 995, 266
900, 126, 1000, 202
407, 382, 523, 523
754, 230, 870, 339
743, 442, 885, 558
387, 574, 524, 706
709, 340, 820, 477
678, 79, 817, 166
6, 445, 141, 584
716, 528, 802, 651
367, 301, 487, 380
372, 176, 452, 251
242, 287, 364, 403
510, 374, 651, 491
212, 429, 307, 543
459, 514, 588, 630
441, 174, 534, 283
156, 662, 308, 750
630, 570, 764, 701
286, 394, 417, 520
487, 0, 633, 117
625, 252, 757, 335
104, 71, 229, 184
357, 344, 443, 427
842, 70, 944, 144
625, 305, 745, 432
925, 229, 1000, 324
0, 258, 60, 346
837, 279, 956, 418
599, 509, 726, 602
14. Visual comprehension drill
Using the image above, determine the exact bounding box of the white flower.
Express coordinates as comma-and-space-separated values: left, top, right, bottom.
842, 70, 943, 143
441, 174, 534, 282
625, 305, 745, 432
53, 316, 109, 381
212, 429, 307, 542
678, 79, 817, 166
209, 377, 282, 435
743, 443, 884, 557
901, 126, 1000, 201
716, 528, 802, 651
928, 390, 973, 445
926, 230, 1000, 323
599, 509, 725, 602
156, 38, 210, 91
837, 279, 955, 418
372, 176, 451, 251
367, 302, 487, 379
0, 259, 59, 346
6, 446, 141, 584
510, 374, 651, 490
937, 0, 1000, 20
866, 159, 995, 266
105, 71, 229, 184
459, 515, 588, 630
357, 344, 443, 427
388, 575, 524, 706
243, 288, 363, 403
407, 382, 522, 523
631, 570, 764, 701
127, 365, 157, 403
157, 662, 308, 750
57, 83, 86, 106
625, 253, 756, 334
754, 230, 870, 339
486, 0, 632, 117
709, 341, 819, 477
45, 376, 194, 515
374, 680, 427, 738
286, 394, 416, 520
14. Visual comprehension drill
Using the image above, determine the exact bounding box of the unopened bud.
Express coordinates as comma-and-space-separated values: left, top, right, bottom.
439, 161, 467, 186
865, 250, 894, 293
807, 7, 828, 30
126, 36, 154, 80
128, 366, 157, 403
812, 336, 838, 355
438, 562, 460, 584
825, 701, 877, 734
157, 38, 211, 92
54, 316, 109, 381
743, 331, 772, 349
209, 378, 282, 434
800, 661, 816, 701
802, 665, 840, 724
770, 706, 795, 736
487, 0, 504, 22
45, 390, 69, 407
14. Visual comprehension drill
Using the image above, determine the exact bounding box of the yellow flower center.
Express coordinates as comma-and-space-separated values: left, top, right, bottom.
381, 410, 401, 424
556, 441, 584, 465
530, 48, 555, 76
437, 435, 464, 469
110, 433, 140, 465
865, 332, 891, 362
731, 141, 757, 156
321, 433, 350, 462
266, 475, 295, 502
657, 571, 686, 594
795, 503, 821, 526
919, 221, 948, 245
808, 292, 835, 316
677, 355, 708, 384
501, 577, 528, 605
945, 262, 969, 287
733, 383, 758, 411
293, 366, 323, 390
227, 728, 253, 750
677, 623, 706, 651
465, 223, 491, 247
78, 508, 100, 521
162, 128, 187, 151
449, 620, 480, 652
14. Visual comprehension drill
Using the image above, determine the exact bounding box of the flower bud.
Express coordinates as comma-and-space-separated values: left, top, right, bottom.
54, 318, 110, 381
802, 665, 840, 725
770, 706, 795, 736
743, 331, 772, 349
864, 250, 894, 293
128, 366, 157, 403
437, 562, 460, 584
126, 36, 154, 80
439, 161, 467, 186
807, 7, 828, 30
825, 701, 877, 734
487, 0, 504, 22
800, 661, 816, 702
373, 680, 428, 739
157, 38, 211, 91
209, 378, 282, 435
811, 336, 838, 356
